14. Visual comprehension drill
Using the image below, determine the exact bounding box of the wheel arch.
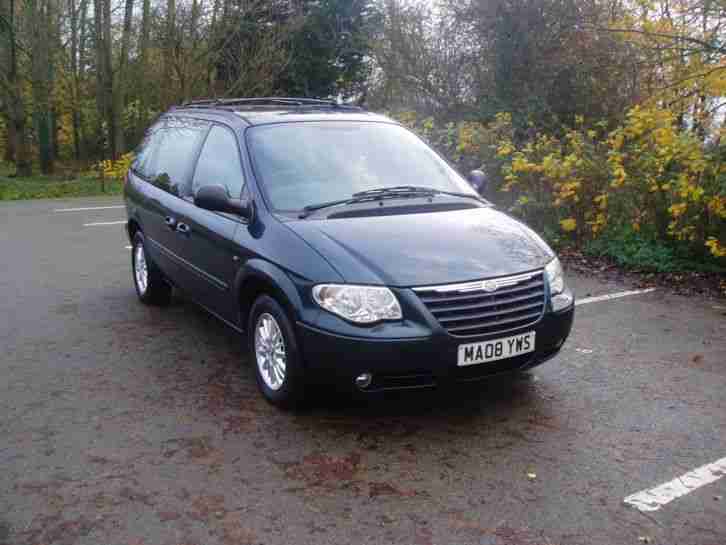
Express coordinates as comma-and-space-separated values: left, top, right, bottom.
235, 259, 303, 331
127, 218, 142, 242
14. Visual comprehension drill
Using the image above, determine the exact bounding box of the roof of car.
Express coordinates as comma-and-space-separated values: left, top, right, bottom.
170, 97, 395, 127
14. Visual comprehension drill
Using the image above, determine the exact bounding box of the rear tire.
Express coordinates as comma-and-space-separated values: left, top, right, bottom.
131, 232, 172, 306
248, 295, 306, 410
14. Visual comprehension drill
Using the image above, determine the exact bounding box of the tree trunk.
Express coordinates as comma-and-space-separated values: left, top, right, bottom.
51, 107, 58, 160
114, 0, 134, 156
93, 0, 106, 157
139, 0, 151, 115
69, 0, 81, 160
164, 0, 176, 107
93, 0, 116, 159
102, 0, 118, 158
183, 0, 200, 100
30, 0, 55, 174
49, 0, 59, 161
10, 91, 30, 176
207, 0, 221, 95
0, 2, 9, 162
0, 0, 16, 163
190, 0, 199, 44
2, 0, 31, 175
3, 112, 16, 163
77, 0, 88, 157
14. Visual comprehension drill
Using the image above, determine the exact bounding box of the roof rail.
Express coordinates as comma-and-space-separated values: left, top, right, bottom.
180, 97, 362, 110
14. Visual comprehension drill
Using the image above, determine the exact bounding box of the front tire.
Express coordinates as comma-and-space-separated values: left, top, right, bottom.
131, 232, 171, 306
248, 295, 306, 409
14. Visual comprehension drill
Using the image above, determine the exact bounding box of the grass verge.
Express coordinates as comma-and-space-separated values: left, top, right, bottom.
0, 163, 122, 201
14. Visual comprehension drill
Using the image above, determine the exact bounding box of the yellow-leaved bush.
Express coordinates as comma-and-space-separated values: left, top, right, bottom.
97, 152, 135, 182
397, 106, 725, 260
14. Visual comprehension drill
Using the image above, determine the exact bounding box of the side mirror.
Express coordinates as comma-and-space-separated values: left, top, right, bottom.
468, 170, 487, 193
195, 184, 253, 220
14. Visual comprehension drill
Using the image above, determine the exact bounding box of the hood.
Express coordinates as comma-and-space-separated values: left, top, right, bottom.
285, 207, 554, 287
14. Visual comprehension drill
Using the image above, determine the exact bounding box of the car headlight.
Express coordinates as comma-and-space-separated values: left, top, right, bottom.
545, 257, 573, 311
312, 284, 403, 324
545, 258, 565, 295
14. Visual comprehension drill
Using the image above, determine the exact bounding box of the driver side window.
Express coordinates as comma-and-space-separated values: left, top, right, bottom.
192, 126, 245, 199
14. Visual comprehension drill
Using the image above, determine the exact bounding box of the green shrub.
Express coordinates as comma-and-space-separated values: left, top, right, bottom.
585, 228, 725, 273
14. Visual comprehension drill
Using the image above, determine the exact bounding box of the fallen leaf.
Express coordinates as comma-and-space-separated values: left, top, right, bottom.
157, 511, 181, 522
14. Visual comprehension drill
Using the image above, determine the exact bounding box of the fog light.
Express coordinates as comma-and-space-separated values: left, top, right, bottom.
355, 372, 373, 390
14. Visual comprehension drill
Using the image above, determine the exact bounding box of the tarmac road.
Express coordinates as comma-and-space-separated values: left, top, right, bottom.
1, 197, 725, 545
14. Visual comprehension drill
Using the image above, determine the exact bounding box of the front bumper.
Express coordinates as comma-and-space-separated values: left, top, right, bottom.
297, 305, 574, 392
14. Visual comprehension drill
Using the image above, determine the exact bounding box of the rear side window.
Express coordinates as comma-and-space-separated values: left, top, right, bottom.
132, 126, 161, 178
141, 117, 209, 197
192, 126, 245, 199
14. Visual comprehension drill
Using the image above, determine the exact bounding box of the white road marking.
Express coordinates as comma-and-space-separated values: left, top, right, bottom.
576, 288, 656, 306
125, 245, 132, 250
624, 457, 726, 512
55, 205, 125, 212
83, 220, 127, 227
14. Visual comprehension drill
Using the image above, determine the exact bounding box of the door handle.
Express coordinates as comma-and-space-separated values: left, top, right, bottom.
164, 216, 177, 230
176, 222, 191, 236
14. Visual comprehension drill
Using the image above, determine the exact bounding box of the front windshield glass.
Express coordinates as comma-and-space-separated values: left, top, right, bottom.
246, 122, 477, 211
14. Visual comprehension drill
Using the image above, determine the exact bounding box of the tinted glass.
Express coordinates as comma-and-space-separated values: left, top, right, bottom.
144, 117, 209, 196
192, 126, 245, 199
246, 122, 475, 210
132, 126, 161, 179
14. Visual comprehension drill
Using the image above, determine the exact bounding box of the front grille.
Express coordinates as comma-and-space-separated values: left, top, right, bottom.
413, 271, 546, 337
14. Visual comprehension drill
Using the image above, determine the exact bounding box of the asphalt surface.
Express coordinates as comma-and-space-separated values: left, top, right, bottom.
1, 197, 725, 545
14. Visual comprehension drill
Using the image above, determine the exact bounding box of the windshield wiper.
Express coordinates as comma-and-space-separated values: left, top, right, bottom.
299, 198, 356, 218
299, 185, 488, 219
352, 186, 437, 199
354, 185, 489, 204
418, 188, 489, 203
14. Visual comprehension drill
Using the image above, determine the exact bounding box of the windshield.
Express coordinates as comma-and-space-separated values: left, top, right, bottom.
246, 122, 477, 211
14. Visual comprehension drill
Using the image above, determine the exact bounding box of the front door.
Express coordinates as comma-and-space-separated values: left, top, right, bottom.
172, 125, 247, 323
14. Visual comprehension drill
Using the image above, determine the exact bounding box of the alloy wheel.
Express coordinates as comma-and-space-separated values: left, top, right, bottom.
254, 313, 287, 391
134, 243, 148, 295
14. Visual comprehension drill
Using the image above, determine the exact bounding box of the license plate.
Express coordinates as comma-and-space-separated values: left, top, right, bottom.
457, 331, 536, 367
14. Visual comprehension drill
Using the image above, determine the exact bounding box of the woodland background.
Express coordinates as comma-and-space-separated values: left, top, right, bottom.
1, 0, 726, 271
